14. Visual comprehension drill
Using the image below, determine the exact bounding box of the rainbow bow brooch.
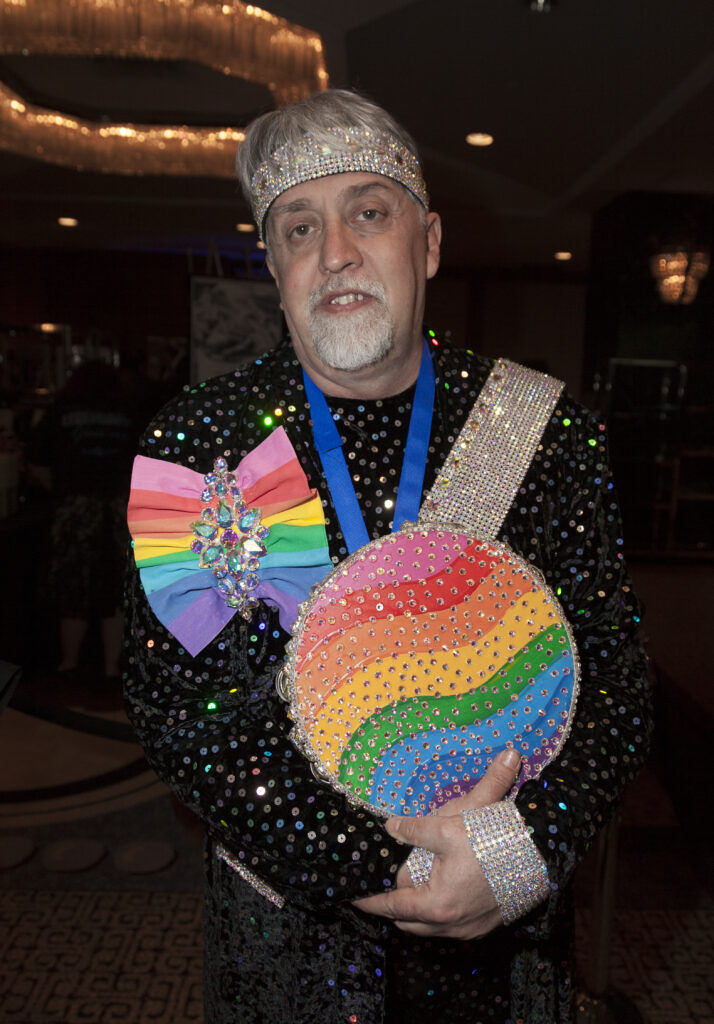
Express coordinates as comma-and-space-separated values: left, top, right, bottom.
128, 426, 332, 655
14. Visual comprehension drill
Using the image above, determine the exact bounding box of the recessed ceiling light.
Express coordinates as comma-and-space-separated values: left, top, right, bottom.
466, 132, 494, 147
39, 322, 61, 333
554, 251, 573, 261
57, 216, 78, 227
236, 222, 255, 233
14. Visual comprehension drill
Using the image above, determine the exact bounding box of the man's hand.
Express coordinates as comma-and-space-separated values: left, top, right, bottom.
353, 748, 521, 939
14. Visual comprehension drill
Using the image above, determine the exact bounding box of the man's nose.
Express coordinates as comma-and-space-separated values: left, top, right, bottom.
319, 219, 362, 274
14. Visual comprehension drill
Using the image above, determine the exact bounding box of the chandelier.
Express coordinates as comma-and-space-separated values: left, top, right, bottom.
0, 0, 328, 177
0, 79, 245, 176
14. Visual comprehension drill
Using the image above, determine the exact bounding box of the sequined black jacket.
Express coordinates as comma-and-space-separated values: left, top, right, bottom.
124, 338, 651, 1024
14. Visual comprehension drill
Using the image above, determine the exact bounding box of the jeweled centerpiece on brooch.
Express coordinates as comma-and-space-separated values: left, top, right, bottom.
190, 456, 269, 617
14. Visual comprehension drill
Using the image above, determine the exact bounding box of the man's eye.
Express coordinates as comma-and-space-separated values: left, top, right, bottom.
289, 223, 312, 238
357, 208, 383, 222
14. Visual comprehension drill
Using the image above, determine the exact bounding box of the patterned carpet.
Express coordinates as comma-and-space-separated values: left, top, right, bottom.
576, 907, 714, 1024
0, 890, 203, 1024
1, 889, 711, 1024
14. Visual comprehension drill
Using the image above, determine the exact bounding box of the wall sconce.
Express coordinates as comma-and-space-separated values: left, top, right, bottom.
649, 247, 710, 305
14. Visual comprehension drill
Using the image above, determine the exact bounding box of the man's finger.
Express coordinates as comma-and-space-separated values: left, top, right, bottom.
355, 886, 426, 920
443, 748, 522, 815
471, 747, 521, 805
383, 749, 521, 849
385, 810, 461, 853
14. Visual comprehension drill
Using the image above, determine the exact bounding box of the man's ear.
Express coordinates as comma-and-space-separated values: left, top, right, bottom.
425, 212, 442, 280
265, 253, 285, 311
266, 253, 278, 285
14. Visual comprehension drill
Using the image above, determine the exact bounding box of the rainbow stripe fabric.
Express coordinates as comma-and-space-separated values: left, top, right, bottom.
128, 426, 332, 656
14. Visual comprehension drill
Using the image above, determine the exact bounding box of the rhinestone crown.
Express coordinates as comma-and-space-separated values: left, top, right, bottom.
249, 125, 429, 238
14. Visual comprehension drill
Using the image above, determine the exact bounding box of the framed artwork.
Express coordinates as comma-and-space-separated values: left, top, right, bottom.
190, 276, 282, 383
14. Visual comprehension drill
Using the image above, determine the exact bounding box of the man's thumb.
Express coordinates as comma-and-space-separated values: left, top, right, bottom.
441, 748, 521, 816
477, 748, 521, 803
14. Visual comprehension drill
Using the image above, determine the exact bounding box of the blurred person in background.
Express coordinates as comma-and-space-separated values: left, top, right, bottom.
29, 361, 136, 689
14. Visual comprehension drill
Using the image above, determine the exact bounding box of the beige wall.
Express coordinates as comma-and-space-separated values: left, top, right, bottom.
427, 274, 587, 399
480, 280, 587, 397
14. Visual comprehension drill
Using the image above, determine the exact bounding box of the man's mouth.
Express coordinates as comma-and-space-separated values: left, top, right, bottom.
308, 279, 386, 318
328, 292, 368, 306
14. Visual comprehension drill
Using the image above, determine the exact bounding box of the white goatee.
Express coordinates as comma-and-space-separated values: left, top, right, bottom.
307, 278, 394, 371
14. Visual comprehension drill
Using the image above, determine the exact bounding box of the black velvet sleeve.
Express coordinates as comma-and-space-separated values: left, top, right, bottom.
122, 375, 404, 913
503, 396, 652, 937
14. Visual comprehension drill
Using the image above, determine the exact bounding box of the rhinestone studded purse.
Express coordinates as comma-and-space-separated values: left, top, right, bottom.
277, 361, 581, 818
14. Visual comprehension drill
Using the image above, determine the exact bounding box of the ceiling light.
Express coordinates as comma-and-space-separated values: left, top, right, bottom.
466, 133, 494, 147
554, 251, 572, 261
39, 322, 61, 332
58, 216, 78, 227
256, 240, 266, 250
236, 223, 255, 233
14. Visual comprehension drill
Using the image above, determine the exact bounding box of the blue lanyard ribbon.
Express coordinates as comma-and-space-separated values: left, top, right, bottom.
302, 339, 435, 554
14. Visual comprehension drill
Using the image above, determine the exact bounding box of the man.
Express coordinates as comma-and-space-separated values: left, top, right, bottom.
125, 89, 651, 1023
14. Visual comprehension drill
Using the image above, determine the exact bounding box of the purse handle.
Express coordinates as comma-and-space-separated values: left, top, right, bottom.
419, 359, 564, 540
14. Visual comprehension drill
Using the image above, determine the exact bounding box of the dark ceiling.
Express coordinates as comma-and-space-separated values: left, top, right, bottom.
1, 0, 713, 273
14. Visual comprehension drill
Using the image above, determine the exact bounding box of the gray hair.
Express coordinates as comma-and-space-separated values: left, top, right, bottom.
236, 89, 424, 239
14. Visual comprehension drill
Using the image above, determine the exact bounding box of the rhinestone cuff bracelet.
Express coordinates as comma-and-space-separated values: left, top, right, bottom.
406, 846, 435, 887
462, 803, 550, 925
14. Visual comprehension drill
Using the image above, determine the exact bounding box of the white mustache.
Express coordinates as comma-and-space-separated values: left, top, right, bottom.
307, 277, 387, 315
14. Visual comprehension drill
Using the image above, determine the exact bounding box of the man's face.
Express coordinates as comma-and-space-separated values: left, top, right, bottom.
265, 172, 441, 388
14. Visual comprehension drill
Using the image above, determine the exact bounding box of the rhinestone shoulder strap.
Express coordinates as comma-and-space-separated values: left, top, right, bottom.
419, 360, 564, 539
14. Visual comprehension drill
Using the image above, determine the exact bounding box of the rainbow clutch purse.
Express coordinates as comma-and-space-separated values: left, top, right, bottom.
276, 360, 580, 818
278, 528, 578, 817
